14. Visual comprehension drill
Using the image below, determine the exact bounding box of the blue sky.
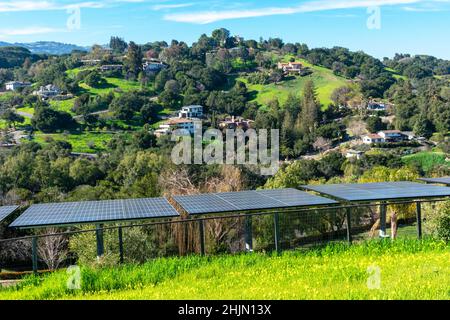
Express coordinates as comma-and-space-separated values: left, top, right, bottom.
0, 0, 449, 59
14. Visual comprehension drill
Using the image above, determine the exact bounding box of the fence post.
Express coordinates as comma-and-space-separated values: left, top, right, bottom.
32, 236, 38, 275
273, 213, 281, 254
198, 219, 205, 256
96, 224, 104, 258
379, 202, 387, 238
416, 202, 422, 239
118, 226, 124, 263
245, 215, 253, 252
346, 208, 352, 243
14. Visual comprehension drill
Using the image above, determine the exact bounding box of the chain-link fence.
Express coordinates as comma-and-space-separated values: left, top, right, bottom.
0, 198, 447, 279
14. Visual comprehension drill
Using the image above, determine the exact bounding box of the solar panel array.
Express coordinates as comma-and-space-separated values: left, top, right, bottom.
173, 188, 337, 214
9, 198, 178, 228
303, 181, 450, 202
419, 177, 450, 186
0, 205, 19, 222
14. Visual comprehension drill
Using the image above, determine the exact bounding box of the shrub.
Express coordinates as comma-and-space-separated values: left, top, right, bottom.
425, 200, 450, 242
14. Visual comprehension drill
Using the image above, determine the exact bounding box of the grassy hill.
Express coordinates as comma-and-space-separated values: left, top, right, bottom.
233, 58, 349, 109
1, 239, 449, 300
402, 151, 449, 173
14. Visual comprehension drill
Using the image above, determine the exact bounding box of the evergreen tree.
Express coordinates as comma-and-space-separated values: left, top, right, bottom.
124, 41, 143, 80
299, 80, 320, 135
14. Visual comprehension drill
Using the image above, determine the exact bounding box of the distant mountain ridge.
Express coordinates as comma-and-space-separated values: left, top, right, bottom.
0, 41, 88, 55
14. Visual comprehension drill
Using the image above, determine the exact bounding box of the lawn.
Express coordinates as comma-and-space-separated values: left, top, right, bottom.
16, 106, 35, 115
66, 67, 152, 96
49, 98, 76, 115
31, 131, 116, 153
1, 239, 449, 300
402, 151, 449, 173
234, 58, 348, 108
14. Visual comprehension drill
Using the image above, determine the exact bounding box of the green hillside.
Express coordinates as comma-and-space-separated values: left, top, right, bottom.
235, 58, 349, 108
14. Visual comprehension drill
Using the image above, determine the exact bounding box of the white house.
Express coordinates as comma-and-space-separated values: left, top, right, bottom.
179, 105, 203, 119
5, 81, 31, 91
154, 118, 198, 137
345, 150, 364, 159
362, 134, 384, 144
377, 130, 407, 142
33, 85, 61, 99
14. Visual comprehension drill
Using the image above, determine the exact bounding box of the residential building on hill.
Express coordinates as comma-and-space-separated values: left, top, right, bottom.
277, 61, 303, 74
179, 105, 203, 119
5, 81, 32, 91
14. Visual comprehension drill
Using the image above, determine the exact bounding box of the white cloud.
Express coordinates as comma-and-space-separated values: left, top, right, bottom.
0, 26, 62, 36
0, 1, 54, 12
152, 3, 195, 11
164, 0, 427, 24
0, 0, 149, 12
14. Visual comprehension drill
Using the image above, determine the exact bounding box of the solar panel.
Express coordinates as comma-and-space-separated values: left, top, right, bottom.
419, 177, 450, 186
303, 181, 450, 202
9, 198, 179, 229
0, 205, 19, 222
173, 188, 337, 215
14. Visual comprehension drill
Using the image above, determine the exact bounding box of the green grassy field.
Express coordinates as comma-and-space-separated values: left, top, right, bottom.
78, 77, 144, 96
1, 239, 449, 300
31, 131, 115, 153
49, 99, 76, 115
16, 106, 35, 116
67, 67, 151, 97
235, 58, 348, 108
402, 151, 449, 173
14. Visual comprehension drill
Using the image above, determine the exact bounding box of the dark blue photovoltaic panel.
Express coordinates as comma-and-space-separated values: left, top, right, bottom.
0, 205, 19, 222
419, 177, 450, 186
173, 188, 337, 215
9, 198, 178, 228
172, 193, 237, 215
303, 181, 450, 202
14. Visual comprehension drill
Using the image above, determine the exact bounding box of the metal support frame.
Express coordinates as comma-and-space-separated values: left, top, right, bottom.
32, 236, 38, 274
245, 215, 253, 252
198, 219, 205, 256
346, 208, 352, 243
416, 202, 422, 239
118, 226, 124, 263
273, 212, 281, 254
379, 202, 387, 238
95, 224, 104, 258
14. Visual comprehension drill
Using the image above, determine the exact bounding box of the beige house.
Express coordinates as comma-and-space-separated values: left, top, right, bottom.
277, 61, 302, 74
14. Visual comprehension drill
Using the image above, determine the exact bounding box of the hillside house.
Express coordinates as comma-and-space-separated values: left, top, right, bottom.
143, 61, 166, 74
33, 85, 61, 99
218, 116, 253, 130
179, 105, 203, 119
362, 134, 384, 144
81, 59, 101, 66
5, 81, 32, 91
154, 118, 199, 137
345, 150, 364, 159
277, 61, 303, 74
362, 130, 410, 144
378, 130, 408, 142
100, 65, 123, 72
367, 102, 387, 111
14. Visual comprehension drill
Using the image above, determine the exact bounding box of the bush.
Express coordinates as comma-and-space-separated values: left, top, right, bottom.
425, 200, 450, 242
69, 225, 178, 267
